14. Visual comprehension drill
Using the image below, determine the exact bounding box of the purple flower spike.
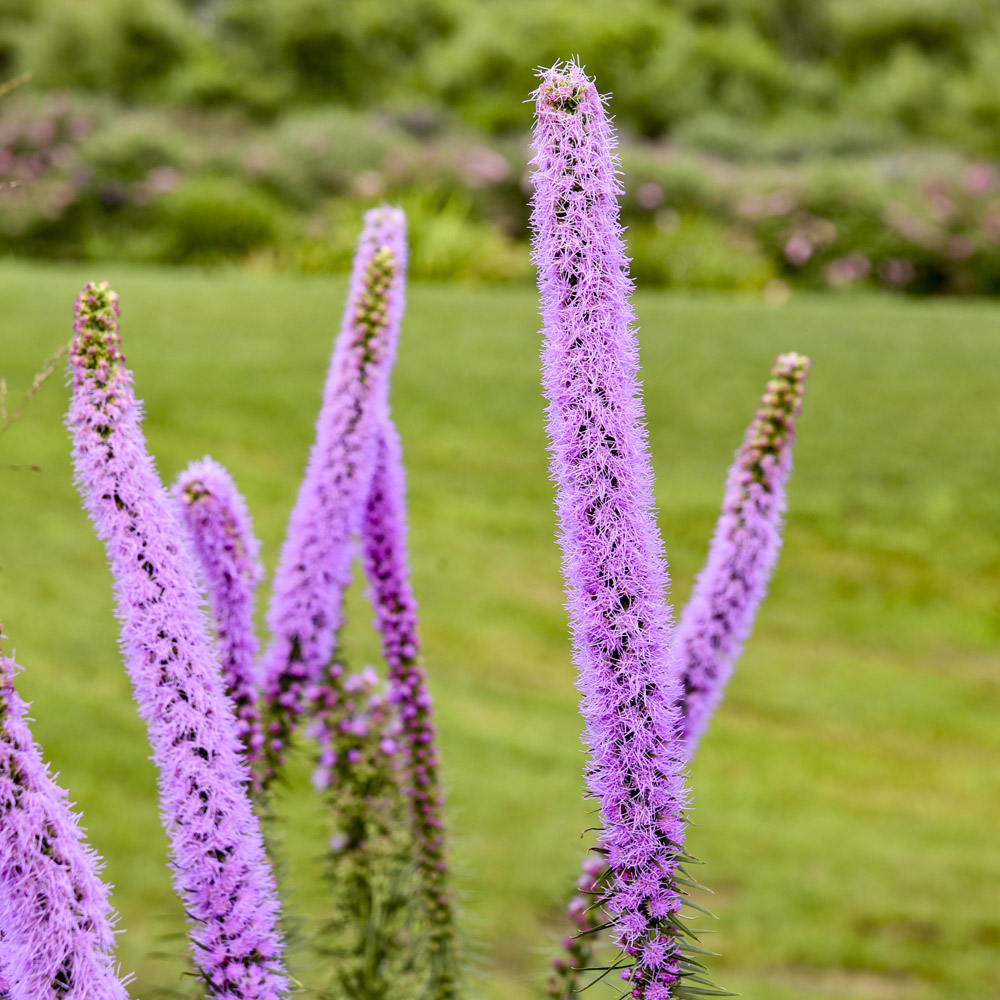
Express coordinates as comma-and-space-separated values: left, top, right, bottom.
173, 457, 265, 771
675, 352, 811, 754
260, 206, 407, 783
531, 62, 703, 997
361, 417, 457, 996
66, 282, 288, 1000
0, 634, 130, 1000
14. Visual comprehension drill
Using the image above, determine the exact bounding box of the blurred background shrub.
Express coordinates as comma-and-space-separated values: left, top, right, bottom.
5, 0, 1000, 290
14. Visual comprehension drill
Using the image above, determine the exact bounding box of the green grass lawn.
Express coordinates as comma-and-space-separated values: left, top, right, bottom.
1, 261, 998, 1000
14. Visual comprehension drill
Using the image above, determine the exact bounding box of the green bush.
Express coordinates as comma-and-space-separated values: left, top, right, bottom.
850, 46, 953, 139
244, 109, 407, 209
395, 191, 530, 282
288, 193, 530, 282
163, 45, 289, 120
153, 176, 286, 263
21, 0, 193, 101
79, 109, 192, 184
948, 29, 1000, 157
628, 214, 776, 290
825, 0, 992, 68
421, 0, 672, 134
211, 0, 454, 105
0, 0, 36, 78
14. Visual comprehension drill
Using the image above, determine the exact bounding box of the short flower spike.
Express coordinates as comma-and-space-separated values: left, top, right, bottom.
675, 353, 811, 752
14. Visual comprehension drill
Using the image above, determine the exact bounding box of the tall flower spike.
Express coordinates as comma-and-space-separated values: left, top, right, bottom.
0, 631, 130, 1000
361, 417, 457, 998
531, 62, 716, 998
260, 206, 407, 784
67, 282, 288, 1000
173, 457, 265, 770
675, 352, 811, 754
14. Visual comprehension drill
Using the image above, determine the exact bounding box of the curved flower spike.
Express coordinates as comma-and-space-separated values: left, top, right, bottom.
66, 282, 288, 1000
675, 352, 811, 753
260, 207, 407, 785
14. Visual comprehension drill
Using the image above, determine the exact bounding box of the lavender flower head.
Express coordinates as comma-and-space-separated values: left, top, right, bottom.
0, 635, 129, 1000
173, 457, 265, 766
361, 418, 456, 997
260, 207, 407, 782
531, 62, 701, 997
675, 352, 811, 753
67, 282, 287, 999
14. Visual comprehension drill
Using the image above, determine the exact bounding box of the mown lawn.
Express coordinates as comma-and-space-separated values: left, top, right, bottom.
0, 261, 998, 1000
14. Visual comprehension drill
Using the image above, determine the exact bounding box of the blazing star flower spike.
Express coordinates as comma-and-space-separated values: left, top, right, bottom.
0, 634, 130, 1000
67, 282, 288, 1000
260, 206, 407, 783
361, 416, 457, 998
531, 61, 716, 998
675, 352, 811, 754
173, 456, 265, 768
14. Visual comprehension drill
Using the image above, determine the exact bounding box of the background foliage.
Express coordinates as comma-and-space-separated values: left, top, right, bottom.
6, 0, 1000, 290
1, 263, 998, 999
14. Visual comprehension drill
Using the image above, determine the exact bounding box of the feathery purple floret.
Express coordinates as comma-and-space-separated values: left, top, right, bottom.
0, 637, 129, 1000
173, 457, 265, 768
675, 352, 810, 754
260, 207, 407, 783
361, 417, 457, 996
66, 282, 287, 1000
531, 61, 694, 996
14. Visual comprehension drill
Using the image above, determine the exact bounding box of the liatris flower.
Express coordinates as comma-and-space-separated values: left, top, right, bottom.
173, 457, 265, 767
67, 282, 288, 1000
0, 634, 130, 1000
260, 206, 407, 783
531, 62, 714, 998
675, 352, 811, 754
361, 418, 457, 998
